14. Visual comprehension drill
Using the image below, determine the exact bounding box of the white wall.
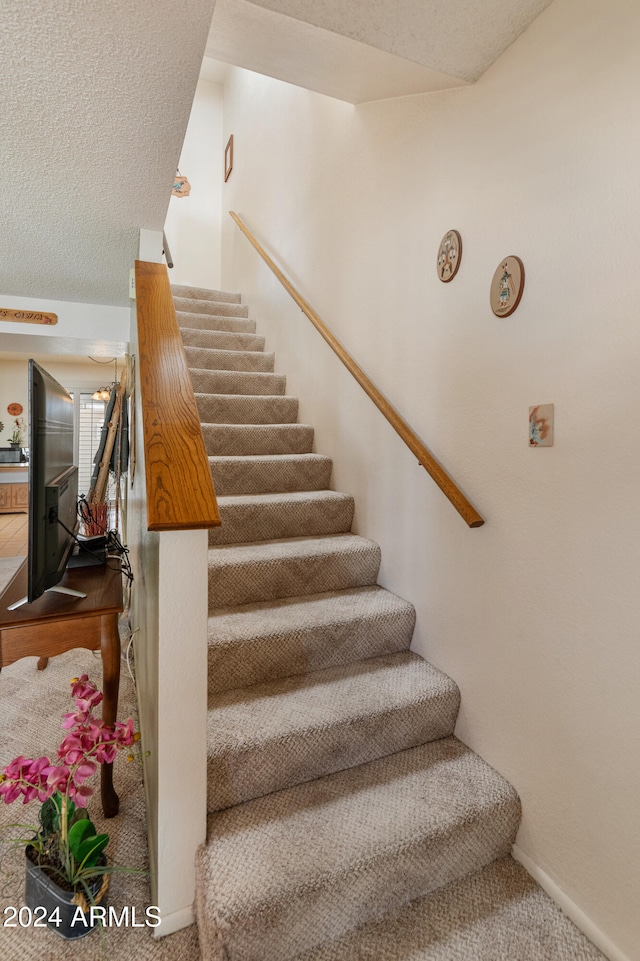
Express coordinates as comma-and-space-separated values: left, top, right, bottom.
220, 1, 640, 958
0, 356, 119, 447
127, 279, 208, 936
0, 294, 129, 343
164, 78, 224, 289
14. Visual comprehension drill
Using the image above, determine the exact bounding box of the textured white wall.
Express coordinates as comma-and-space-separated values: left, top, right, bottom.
220, 1, 640, 957
164, 79, 224, 290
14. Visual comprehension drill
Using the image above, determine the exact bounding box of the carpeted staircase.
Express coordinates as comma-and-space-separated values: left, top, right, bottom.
172, 284, 605, 961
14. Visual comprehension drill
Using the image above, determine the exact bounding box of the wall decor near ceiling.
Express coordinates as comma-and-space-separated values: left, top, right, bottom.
436, 230, 462, 282
0, 307, 57, 325
224, 135, 234, 182
529, 404, 554, 447
490, 256, 525, 317
7, 403, 23, 416
172, 171, 191, 197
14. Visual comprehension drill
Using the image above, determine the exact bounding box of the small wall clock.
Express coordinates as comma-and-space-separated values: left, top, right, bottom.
7, 403, 23, 416
436, 230, 462, 283
490, 256, 525, 317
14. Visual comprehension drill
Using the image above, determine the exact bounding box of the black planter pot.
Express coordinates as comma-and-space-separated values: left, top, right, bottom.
25, 849, 109, 939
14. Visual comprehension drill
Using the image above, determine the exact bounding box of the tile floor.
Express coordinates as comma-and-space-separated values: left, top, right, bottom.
0, 511, 28, 558
0, 514, 27, 593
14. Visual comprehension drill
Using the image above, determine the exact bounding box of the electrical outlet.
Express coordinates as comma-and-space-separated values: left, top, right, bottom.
129, 269, 136, 299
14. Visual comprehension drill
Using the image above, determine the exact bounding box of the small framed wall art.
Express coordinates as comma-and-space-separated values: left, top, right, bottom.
172, 171, 191, 197
436, 230, 462, 283
490, 255, 525, 317
224, 135, 234, 182
529, 404, 554, 447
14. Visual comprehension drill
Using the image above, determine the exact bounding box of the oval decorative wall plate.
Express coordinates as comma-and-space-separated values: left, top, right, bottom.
436, 230, 462, 283
490, 255, 525, 317
7, 403, 23, 416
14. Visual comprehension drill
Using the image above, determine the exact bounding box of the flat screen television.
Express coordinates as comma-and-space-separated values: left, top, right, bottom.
26, 359, 80, 603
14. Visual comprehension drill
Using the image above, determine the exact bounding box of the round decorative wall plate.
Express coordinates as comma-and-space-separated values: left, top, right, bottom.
490, 255, 525, 317
436, 230, 462, 283
7, 403, 23, 415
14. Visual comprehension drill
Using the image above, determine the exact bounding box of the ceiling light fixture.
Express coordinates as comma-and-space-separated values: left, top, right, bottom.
91, 360, 118, 402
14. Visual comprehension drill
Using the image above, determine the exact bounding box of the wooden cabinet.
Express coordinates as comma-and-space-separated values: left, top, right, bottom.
0, 483, 28, 513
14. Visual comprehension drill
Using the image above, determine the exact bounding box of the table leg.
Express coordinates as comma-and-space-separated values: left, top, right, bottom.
37, 657, 49, 671
100, 611, 121, 818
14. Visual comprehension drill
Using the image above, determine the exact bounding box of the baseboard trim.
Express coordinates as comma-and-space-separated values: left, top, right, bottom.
153, 904, 195, 939
512, 844, 630, 961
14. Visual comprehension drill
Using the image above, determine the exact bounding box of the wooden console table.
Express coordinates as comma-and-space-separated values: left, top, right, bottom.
0, 559, 124, 818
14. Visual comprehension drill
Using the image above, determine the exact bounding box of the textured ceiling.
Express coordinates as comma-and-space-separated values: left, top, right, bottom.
2, 0, 552, 310
206, 0, 553, 101
1, 0, 215, 308
205, 0, 467, 103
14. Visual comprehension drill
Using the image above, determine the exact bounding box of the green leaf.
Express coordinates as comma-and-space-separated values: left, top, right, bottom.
39, 798, 58, 836
67, 818, 97, 860
76, 834, 109, 870
69, 807, 89, 827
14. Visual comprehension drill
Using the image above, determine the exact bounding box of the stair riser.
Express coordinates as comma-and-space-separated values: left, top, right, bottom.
184, 347, 275, 373
190, 369, 286, 396
174, 297, 249, 318
171, 284, 242, 304
196, 394, 299, 425
181, 329, 266, 352
210, 456, 332, 496
207, 692, 460, 813
208, 542, 381, 607
209, 494, 354, 545
203, 806, 518, 961
196, 741, 521, 961
202, 424, 314, 456
208, 592, 415, 694
177, 311, 256, 334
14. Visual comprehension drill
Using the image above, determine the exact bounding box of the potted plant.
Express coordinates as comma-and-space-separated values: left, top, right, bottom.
9, 416, 26, 447
0, 675, 140, 939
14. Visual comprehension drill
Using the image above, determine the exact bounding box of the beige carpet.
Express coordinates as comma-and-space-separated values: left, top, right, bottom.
296, 857, 607, 961
176, 283, 607, 961
0, 641, 201, 960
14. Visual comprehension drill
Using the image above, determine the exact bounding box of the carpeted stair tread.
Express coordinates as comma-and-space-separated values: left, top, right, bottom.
293, 856, 606, 961
184, 286, 595, 961
196, 393, 299, 425
210, 452, 333, 496
184, 345, 275, 372
189, 368, 286, 396
207, 585, 416, 694
181, 327, 266, 352
177, 310, 256, 334
202, 423, 314, 456
171, 283, 242, 303
206, 651, 460, 812
174, 295, 249, 318
209, 490, 354, 545
195, 737, 521, 961
208, 533, 381, 607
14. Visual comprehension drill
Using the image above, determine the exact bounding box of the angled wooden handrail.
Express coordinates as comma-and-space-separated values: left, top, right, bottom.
230, 211, 484, 528
135, 261, 220, 532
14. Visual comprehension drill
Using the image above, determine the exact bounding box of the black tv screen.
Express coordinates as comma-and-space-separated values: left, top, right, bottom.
28, 360, 79, 603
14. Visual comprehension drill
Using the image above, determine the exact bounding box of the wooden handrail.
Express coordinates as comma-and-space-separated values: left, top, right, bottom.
134, 261, 220, 532
230, 212, 484, 528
